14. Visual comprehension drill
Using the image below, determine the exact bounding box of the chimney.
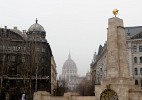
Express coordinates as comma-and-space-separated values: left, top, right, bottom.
14, 27, 17, 30
22, 30, 27, 33
4, 26, 7, 29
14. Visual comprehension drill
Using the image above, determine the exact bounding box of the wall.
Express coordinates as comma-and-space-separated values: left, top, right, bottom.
33, 91, 96, 100
72, 96, 96, 100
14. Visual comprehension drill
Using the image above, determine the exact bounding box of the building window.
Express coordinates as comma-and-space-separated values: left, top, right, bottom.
135, 80, 138, 85
36, 48, 40, 52
41, 47, 45, 52
135, 68, 138, 75
13, 46, 16, 51
140, 57, 142, 63
133, 46, 137, 52
127, 33, 130, 36
0, 45, 2, 50
134, 57, 137, 63
11, 56, 15, 62
139, 46, 142, 52
7, 46, 11, 51
100, 68, 102, 72
140, 68, 142, 75
22, 56, 25, 62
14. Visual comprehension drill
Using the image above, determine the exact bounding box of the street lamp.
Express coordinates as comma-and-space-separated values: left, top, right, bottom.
35, 64, 38, 92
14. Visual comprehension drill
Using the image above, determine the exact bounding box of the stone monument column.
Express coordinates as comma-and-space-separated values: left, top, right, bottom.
106, 17, 130, 79
95, 10, 142, 100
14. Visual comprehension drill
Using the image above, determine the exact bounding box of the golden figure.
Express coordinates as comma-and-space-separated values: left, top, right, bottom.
113, 9, 119, 17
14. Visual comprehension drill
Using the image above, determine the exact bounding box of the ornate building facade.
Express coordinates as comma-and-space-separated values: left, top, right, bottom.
62, 53, 78, 91
90, 26, 142, 88
0, 20, 57, 99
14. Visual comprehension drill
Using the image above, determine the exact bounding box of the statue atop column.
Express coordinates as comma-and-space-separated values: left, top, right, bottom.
113, 9, 119, 17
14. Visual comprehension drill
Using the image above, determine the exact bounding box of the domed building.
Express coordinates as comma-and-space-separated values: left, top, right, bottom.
62, 53, 78, 91
0, 19, 57, 99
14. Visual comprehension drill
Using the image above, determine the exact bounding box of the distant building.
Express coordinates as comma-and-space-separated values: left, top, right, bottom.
90, 26, 142, 88
62, 53, 78, 91
0, 19, 57, 99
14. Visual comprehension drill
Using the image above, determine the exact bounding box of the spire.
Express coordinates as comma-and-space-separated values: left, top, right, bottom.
36, 18, 38, 24
68, 51, 71, 59
93, 52, 97, 62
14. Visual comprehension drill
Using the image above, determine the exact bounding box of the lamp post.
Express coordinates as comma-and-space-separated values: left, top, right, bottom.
35, 64, 38, 92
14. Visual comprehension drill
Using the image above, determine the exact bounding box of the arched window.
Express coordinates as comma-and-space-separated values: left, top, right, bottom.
140, 68, 142, 75
135, 68, 138, 75
135, 80, 138, 85
140, 57, 142, 63
134, 57, 137, 63
100, 68, 102, 72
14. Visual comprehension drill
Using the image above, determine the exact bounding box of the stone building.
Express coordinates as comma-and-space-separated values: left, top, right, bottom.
62, 53, 78, 91
90, 26, 142, 87
90, 45, 107, 85
126, 26, 142, 87
0, 19, 57, 99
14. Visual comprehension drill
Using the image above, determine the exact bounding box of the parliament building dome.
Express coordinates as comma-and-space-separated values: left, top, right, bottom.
63, 53, 77, 70
62, 53, 78, 91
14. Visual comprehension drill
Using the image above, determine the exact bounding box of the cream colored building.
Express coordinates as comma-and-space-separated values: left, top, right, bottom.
51, 56, 57, 95
91, 26, 142, 88
126, 27, 142, 87
90, 44, 107, 85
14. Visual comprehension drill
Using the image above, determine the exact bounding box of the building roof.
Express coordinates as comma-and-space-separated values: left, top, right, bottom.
125, 26, 142, 37
10, 27, 23, 37
130, 31, 142, 39
28, 19, 45, 32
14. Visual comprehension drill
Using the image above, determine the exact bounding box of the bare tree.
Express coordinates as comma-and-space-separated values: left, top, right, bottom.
76, 78, 94, 96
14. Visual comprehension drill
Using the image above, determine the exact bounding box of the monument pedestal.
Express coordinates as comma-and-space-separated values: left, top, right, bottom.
95, 77, 142, 100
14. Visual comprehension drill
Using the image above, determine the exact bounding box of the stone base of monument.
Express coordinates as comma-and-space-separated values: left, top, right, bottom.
95, 77, 142, 100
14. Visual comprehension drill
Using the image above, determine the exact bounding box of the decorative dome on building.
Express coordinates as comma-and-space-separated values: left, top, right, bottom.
28, 19, 45, 32
63, 53, 77, 70
27, 19, 47, 42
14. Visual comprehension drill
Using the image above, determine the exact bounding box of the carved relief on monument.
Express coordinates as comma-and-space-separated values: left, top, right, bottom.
100, 85, 118, 100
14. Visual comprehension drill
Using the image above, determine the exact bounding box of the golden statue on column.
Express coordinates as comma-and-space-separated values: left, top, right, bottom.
113, 9, 119, 17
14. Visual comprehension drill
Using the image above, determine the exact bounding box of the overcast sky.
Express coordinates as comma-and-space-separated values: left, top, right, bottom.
0, 0, 142, 76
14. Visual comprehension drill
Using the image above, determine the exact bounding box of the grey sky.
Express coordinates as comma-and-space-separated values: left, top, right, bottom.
0, 0, 142, 76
